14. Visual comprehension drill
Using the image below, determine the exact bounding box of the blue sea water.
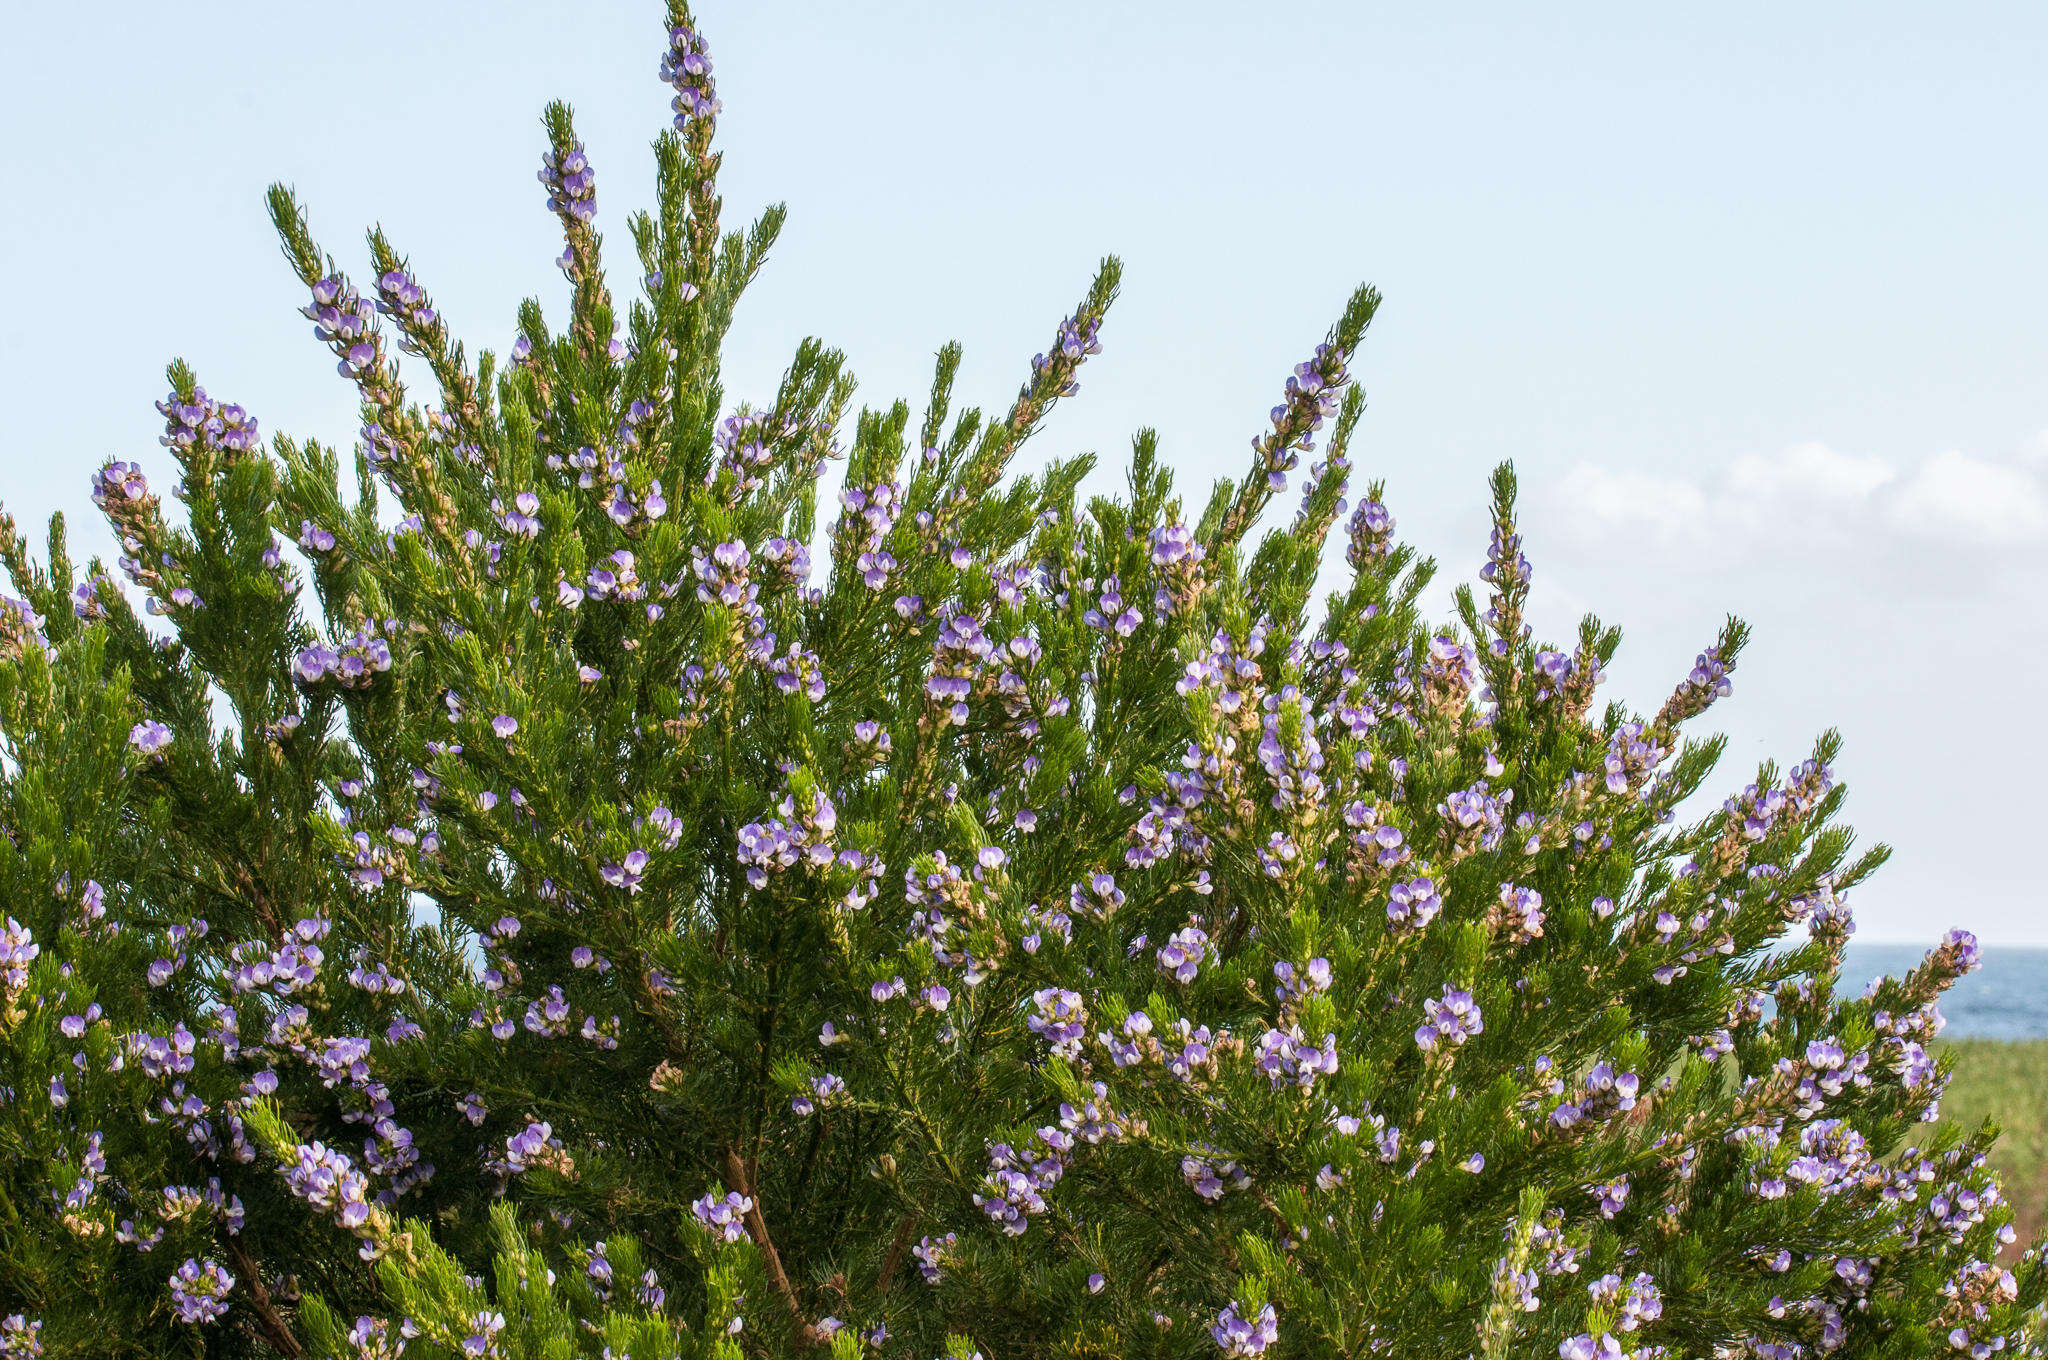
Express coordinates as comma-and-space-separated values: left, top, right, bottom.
1837, 944, 2048, 1041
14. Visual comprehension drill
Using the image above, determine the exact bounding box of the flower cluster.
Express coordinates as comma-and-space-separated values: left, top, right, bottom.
660, 22, 720, 125
0, 918, 38, 999
375, 269, 441, 353
501, 1119, 574, 1177
156, 386, 261, 460
1548, 1061, 1640, 1128
129, 720, 173, 757
841, 480, 903, 588
0, 1315, 41, 1359
693, 539, 755, 608
693, 1190, 753, 1244
294, 622, 395, 687
1347, 497, 1394, 566
736, 788, 838, 889
1252, 1026, 1339, 1090
301, 275, 385, 382
1156, 922, 1210, 983
911, 1232, 957, 1283
974, 1134, 1067, 1236
1027, 988, 1089, 1060
1587, 1271, 1663, 1331
1385, 875, 1441, 932
711, 412, 795, 496
1211, 1302, 1279, 1358
167, 1257, 234, 1324
283, 1140, 373, 1230
1023, 312, 1102, 403
925, 611, 996, 725
538, 142, 596, 222
1251, 342, 1349, 492
1182, 1148, 1252, 1201
1415, 987, 1483, 1051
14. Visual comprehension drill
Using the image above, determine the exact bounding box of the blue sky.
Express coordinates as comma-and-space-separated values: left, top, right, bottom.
3, 2, 2044, 942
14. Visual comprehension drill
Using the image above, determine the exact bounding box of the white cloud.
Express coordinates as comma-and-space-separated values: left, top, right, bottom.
1552, 438, 2047, 564
1726, 441, 1896, 504
1887, 448, 2048, 543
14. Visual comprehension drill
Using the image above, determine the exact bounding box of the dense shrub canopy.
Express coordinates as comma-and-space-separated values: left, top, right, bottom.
1, 5, 2042, 1358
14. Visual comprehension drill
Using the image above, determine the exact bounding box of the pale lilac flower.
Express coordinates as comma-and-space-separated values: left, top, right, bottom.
129, 721, 173, 755
694, 1190, 754, 1244
168, 1257, 234, 1323
0, 1315, 42, 1357
1211, 1301, 1279, 1357
1415, 987, 1482, 1051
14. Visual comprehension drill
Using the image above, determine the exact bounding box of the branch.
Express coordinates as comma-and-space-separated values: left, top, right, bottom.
875, 1211, 917, 1294
723, 1146, 823, 1348
225, 1234, 303, 1357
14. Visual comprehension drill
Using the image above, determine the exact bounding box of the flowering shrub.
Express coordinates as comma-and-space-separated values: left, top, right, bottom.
1, 3, 2043, 1358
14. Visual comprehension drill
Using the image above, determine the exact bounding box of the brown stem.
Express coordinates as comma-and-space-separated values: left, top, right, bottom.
875, 1211, 918, 1294
229, 860, 281, 938
724, 1147, 823, 1348
225, 1235, 303, 1357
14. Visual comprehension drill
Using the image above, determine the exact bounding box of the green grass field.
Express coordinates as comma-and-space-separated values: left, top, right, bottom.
1935, 1040, 2048, 1252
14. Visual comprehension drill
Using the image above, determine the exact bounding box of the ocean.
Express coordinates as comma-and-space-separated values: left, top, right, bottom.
1837, 943, 2048, 1041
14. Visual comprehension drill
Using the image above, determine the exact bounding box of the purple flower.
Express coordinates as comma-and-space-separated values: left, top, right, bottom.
1254, 1027, 1340, 1090
911, 1232, 956, 1283
154, 386, 260, 457
660, 22, 722, 127
463, 1310, 505, 1358
1024, 311, 1102, 403
496, 1118, 571, 1179
373, 269, 440, 350
974, 1136, 1065, 1235
538, 142, 597, 222
1149, 523, 1204, 569
1386, 876, 1441, 931
1247, 342, 1348, 499
1, 919, 39, 993
1589, 1175, 1630, 1219
300, 276, 388, 383
693, 1190, 754, 1244
1559, 1335, 1623, 1360
1415, 987, 1482, 1052
1686, 646, 1732, 699
1210, 1302, 1279, 1357
129, 720, 173, 756
1027, 988, 1088, 1059
1589, 1272, 1663, 1331
168, 1257, 234, 1323
1156, 922, 1210, 983
600, 848, 651, 893
283, 1140, 374, 1230
342, 1318, 403, 1357
0, 1315, 42, 1356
